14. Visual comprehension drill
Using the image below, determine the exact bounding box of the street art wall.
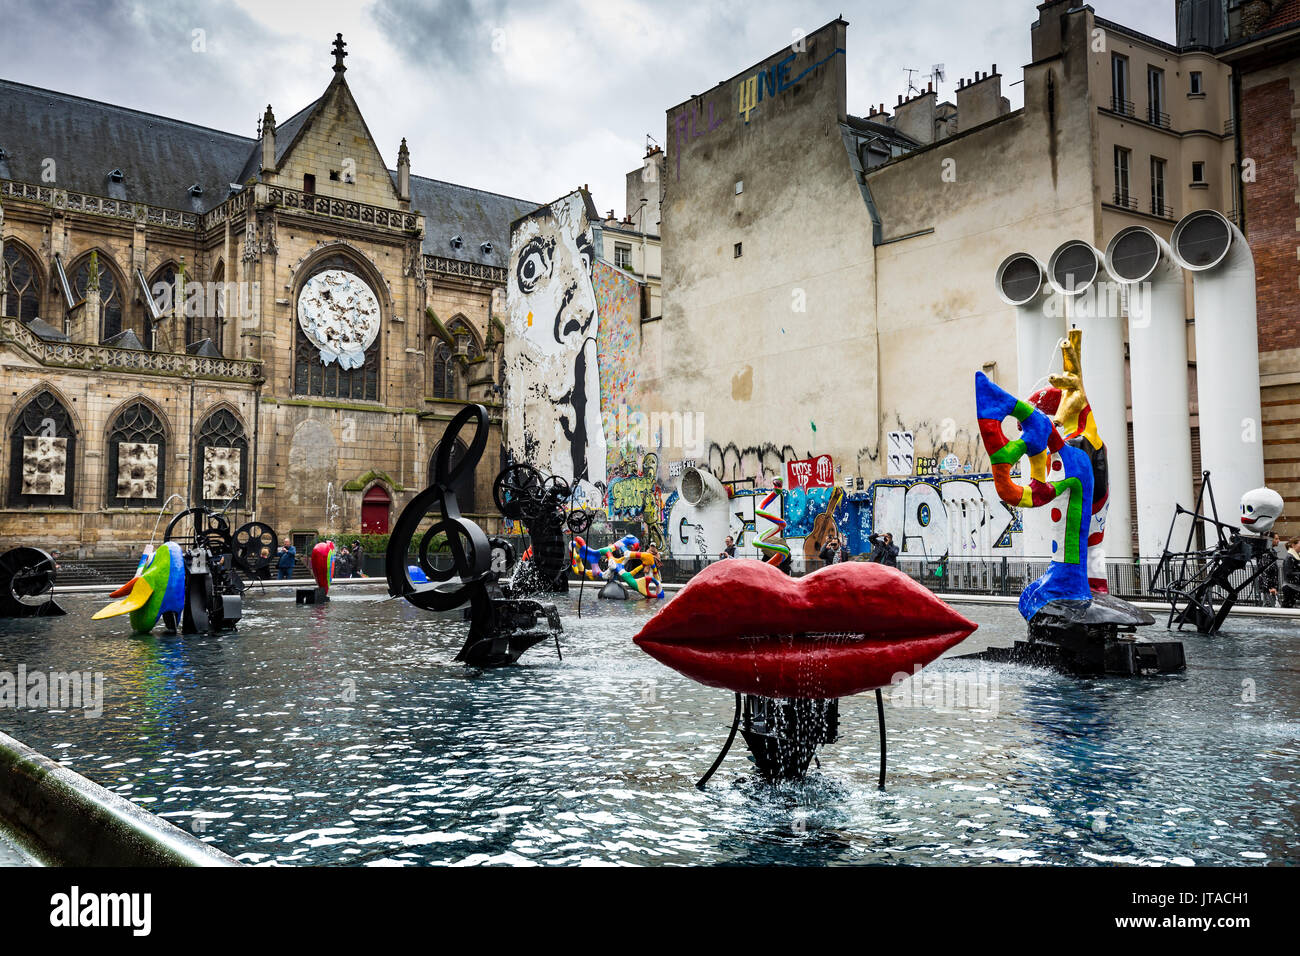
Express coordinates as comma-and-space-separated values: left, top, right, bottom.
505, 190, 607, 489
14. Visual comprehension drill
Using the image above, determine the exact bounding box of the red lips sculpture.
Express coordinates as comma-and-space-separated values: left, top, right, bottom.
634, 560, 977, 699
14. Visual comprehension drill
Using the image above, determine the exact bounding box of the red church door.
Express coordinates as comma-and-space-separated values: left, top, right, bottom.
361, 485, 391, 534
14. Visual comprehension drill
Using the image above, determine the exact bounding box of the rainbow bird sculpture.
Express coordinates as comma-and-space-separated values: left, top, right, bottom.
92, 541, 187, 633
570, 534, 664, 599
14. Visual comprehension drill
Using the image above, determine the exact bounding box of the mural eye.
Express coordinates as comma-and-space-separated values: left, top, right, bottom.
517, 243, 550, 293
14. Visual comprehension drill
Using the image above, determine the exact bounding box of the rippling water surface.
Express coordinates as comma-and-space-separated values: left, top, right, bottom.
1, 587, 1296, 866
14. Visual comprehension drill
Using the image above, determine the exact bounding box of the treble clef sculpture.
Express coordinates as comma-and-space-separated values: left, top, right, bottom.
386, 404, 562, 667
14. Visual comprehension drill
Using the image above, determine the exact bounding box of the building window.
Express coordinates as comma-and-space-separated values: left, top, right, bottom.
734, 242, 743, 258
303, 173, 316, 194
1113, 146, 1132, 207
1189, 71, 1203, 95
1147, 67, 1167, 127
1150, 157, 1169, 217
7, 389, 76, 508
193, 408, 248, 508
1110, 54, 1131, 115
106, 401, 166, 508
431, 341, 458, 399
614, 243, 632, 269
2, 243, 41, 323
1191, 161, 1206, 184
292, 253, 380, 401
71, 253, 133, 346
190, 262, 225, 353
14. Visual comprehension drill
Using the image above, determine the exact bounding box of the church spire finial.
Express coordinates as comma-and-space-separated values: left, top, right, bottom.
332, 33, 348, 74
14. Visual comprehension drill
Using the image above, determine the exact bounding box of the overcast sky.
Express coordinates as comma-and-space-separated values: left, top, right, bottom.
1, 0, 1173, 216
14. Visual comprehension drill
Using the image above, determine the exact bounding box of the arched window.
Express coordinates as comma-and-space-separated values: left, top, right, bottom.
106, 401, 166, 508
293, 252, 380, 401
197, 261, 225, 353
7, 389, 76, 508
429, 437, 475, 512
193, 408, 248, 507
2, 243, 41, 322
432, 341, 459, 399
71, 253, 137, 346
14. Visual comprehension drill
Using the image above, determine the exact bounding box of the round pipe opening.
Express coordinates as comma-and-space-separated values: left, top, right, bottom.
995, 253, 1044, 305
1048, 241, 1099, 295
1105, 226, 1162, 284
1171, 209, 1232, 271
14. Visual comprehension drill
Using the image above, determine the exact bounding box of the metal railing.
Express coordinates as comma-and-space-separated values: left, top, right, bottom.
1147, 106, 1171, 128
1112, 190, 1138, 210
1110, 95, 1135, 117
1150, 199, 1176, 219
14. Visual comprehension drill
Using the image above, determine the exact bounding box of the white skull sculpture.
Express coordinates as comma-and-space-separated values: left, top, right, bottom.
1239, 487, 1284, 536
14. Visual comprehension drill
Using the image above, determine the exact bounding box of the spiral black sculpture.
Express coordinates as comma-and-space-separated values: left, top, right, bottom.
0, 547, 65, 618
386, 404, 561, 667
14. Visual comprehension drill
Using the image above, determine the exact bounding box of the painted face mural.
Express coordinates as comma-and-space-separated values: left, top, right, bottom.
505, 191, 606, 488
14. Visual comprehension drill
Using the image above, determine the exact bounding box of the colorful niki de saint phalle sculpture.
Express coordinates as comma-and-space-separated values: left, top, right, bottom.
297, 540, 336, 605
634, 560, 977, 785
387, 404, 562, 667
972, 330, 1184, 675
570, 534, 665, 600
93, 541, 187, 633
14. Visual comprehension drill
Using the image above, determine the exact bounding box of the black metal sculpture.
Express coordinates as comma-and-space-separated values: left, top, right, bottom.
1152, 472, 1281, 635
386, 404, 562, 667
0, 547, 65, 618
156, 503, 264, 632
492, 463, 594, 595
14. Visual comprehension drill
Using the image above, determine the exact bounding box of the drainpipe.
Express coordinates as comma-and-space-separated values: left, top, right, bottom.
1169, 209, 1265, 514
1045, 240, 1132, 560
1104, 226, 1194, 559
994, 252, 1061, 559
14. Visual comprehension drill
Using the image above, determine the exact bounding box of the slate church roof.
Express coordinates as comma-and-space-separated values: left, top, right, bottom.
0, 77, 537, 269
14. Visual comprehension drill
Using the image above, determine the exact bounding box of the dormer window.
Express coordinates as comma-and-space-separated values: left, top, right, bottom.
449, 235, 463, 250
480, 241, 493, 255
0, 147, 8, 160
188, 183, 204, 198
107, 168, 125, 183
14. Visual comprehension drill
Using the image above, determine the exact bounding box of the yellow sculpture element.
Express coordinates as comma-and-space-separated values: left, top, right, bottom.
1047, 329, 1101, 448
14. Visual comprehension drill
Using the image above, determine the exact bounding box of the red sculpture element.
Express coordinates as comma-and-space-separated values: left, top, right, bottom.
311, 540, 336, 591
634, 560, 977, 698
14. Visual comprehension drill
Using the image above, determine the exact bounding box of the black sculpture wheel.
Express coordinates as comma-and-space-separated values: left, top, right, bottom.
0, 546, 65, 617
231, 521, 278, 580
165, 507, 232, 554
494, 463, 545, 520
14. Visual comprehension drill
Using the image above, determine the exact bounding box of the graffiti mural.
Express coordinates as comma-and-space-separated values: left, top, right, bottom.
505, 190, 607, 488
856, 475, 1021, 559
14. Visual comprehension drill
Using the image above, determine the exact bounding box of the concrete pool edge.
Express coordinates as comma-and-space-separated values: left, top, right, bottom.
0, 729, 239, 867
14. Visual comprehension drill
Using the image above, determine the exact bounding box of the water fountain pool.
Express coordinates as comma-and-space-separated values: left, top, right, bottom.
0, 589, 1295, 866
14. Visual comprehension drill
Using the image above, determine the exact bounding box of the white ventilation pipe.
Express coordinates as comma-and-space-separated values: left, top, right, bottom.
1104, 226, 1195, 559
995, 253, 1061, 559
1045, 240, 1132, 560
679, 465, 726, 507
1169, 210, 1265, 517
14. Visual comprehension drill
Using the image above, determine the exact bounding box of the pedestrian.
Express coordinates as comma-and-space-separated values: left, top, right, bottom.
348, 540, 364, 577
818, 537, 839, 565
333, 546, 354, 580
867, 531, 899, 567
1282, 538, 1300, 609
253, 547, 273, 580
276, 538, 297, 580
718, 535, 736, 559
